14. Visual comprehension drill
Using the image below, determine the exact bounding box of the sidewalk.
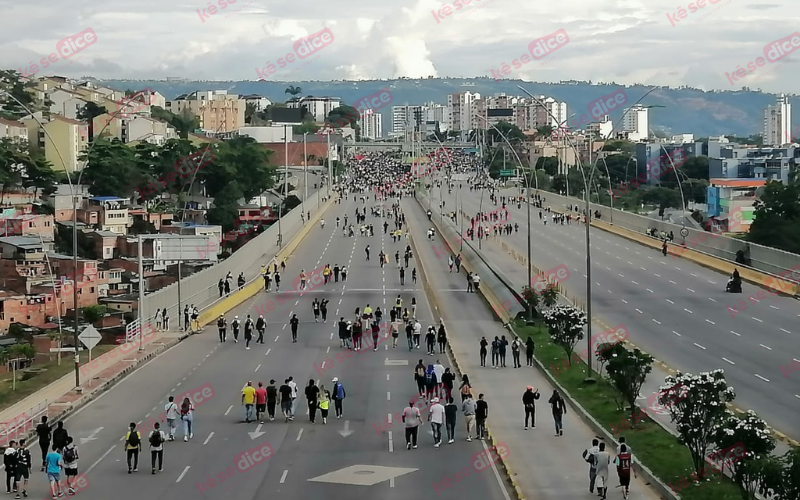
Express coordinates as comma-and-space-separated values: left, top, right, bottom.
405, 198, 660, 500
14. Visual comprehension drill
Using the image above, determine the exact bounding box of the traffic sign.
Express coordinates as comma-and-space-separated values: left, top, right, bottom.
499, 169, 515, 177
78, 325, 102, 350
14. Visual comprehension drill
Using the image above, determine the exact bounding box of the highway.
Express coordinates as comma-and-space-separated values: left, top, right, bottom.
28, 196, 511, 500
436, 182, 800, 439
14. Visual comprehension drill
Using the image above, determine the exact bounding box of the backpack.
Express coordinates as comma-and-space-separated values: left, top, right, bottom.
63, 447, 76, 463
425, 372, 434, 384
149, 431, 163, 447
127, 431, 140, 448
416, 366, 425, 378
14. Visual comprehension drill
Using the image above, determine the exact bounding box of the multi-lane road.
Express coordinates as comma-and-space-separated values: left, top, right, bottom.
28, 196, 511, 500
436, 181, 800, 438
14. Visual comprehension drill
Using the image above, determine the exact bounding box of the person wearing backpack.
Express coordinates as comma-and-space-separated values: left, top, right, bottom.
148, 422, 166, 474
164, 396, 179, 441
180, 397, 194, 441
124, 422, 142, 474
13, 439, 30, 499
582, 438, 600, 494
331, 378, 345, 419
414, 360, 426, 397
62, 437, 78, 494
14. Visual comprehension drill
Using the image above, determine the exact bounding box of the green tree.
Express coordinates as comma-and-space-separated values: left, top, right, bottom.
488, 122, 525, 143
601, 140, 635, 155
77, 102, 108, 140
326, 105, 360, 129
150, 106, 199, 138
711, 410, 775, 499
542, 305, 587, 365
284, 85, 302, 97
82, 305, 108, 323
0, 70, 37, 119
535, 157, 559, 176
747, 181, 800, 253
679, 156, 709, 180
21, 154, 57, 198
80, 138, 143, 197
605, 348, 654, 426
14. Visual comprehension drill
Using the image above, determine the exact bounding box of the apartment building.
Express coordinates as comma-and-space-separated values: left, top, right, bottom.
286, 96, 341, 122
42, 116, 89, 173
0, 208, 54, 242
166, 90, 245, 133
47, 88, 90, 120
763, 93, 792, 146
81, 196, 131, 235
241, 94, 272, 112
358, 108, 382, 139
447, 91, 481, 131
622, 105, 649, 142
0, 118, 29, 142
390, 105, 429, 136
708, 140, 798, 184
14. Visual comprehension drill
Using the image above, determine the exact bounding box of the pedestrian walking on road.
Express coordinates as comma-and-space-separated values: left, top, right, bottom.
406, 321, 414, 351
425, 326, 436, 355
244, 315, 254, 349
399, 267, 405, 286
476, 394, 488, 440
499, 335, 508, 367
162, 307, 169, 330
180, 397, 194, 441
341, 267, 347, 281
595, 442, 611, 499
413, 319, 422, 349
14, 439, 30, 498
312, 299, 321, 322
511, 338, 522, 368
217, 315, 227, 342
332, 378, 346, 418
242, 381, 256, 423
306, 379, 320, 424
148, 423, 166, 474
523, 386, 540, 429
44, 444, 64, 498
52, 422, 68, 455
441, 367, 455, 400
525, 337, 535, 366
279, 380, 293, 422
318, 386, 330, 424
479, 337, 488, 367
256, 315, 266, 344
4, 441, 17, 495
155, 308, 163, 331
275, 271, 281, 290
290, 314, 299, 343
414, 360, 426, 396
125, 423, 142, 474
428, 398, 445, 447
448, 256, 454, 272
402, 401, 422, 450
164, 396, 179, 441
365, 245, 370, 261
218, 279, 224, 297
462, 394, 476, 441
183, 305, 190, 331
582, 438, 600, 494
232, 316, 241, 343
615, 444, 636, 500
437, 322, 447, 353
320, 299, 329, 323
266, 380, 278, 422
459, 374, 472, 402
36, 416, 51, 471
255, 382, 267, 424
466, 272, 474, 293
548, 390, 567, 436
444, 397, 457, 444
62, 437, 78, 494
490, 336, 500, 368
412, 268, 417, 284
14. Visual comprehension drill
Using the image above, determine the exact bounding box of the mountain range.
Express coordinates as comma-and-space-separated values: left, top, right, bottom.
88, 77, 793, 138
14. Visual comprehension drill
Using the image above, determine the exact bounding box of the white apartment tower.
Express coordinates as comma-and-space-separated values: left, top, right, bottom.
764, 94, 792, 146
358, 108, 383, 140
621, 104, 649, 141
390, 105, 428, 136
447, 91, 480, 131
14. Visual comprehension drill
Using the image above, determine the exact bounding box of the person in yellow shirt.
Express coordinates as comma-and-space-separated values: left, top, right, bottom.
123, 422, 142, 474
318, 386, 330, 425
242, 381, 257, 423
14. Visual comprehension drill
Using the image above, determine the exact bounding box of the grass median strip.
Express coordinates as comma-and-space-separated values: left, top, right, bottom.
514, 320, 741, 500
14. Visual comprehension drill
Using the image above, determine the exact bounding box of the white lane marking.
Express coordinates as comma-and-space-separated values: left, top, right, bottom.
722, 358, 735, 365
708, 298, 717, 303
731, 330, 741, 336
621, 299, 628, 304
177, 465, 190, 483
752, 317, 763, 323
297, 429, 304, 441
225, 405, 233, 416
266, 349, 271, 356
780, 328, 791, 334
652, 319, 661, 325
759, 344, 772, 351
618, 273, 624, 278
705, 319, 715, 325
327, 346, 331, 353
203, 432, 214, 445
672, 331, 681, 337
646, 289, 653, 293
388, 430, 394, 453
388, 413, 393, 424
255, 364, 261, 372
387, 373, 390, 380
387, 392, 391, 400
654, 273, 660, 277
635, 309, 642, 314
280, 470, 288, 483
685, 309, 693, 314
694, 343, 706, 350
690, 273, 697, 277
666, 299, 674, 305
631, 281, 639, 285
755, 374, 770, 383
770, 305, 779, 310
85, 445, 116, 475
687, 288, 695, 293
669, 280, 676, 284
480, 435, 514, 500
275, 336, 280, 341
390, 477, 395, 488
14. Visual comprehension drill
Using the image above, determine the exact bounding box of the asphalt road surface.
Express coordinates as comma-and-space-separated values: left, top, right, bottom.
436, 182, 800, 439
28, 196, 511, 500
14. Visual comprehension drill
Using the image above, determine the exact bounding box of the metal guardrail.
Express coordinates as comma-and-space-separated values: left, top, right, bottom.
0, 399, 48, 447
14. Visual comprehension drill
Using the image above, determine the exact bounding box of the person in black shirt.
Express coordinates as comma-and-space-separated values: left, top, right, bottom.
476, 394, 488, 440
256, 316, 266, 344
266, 380, 278, 421
290, 314, 299, 343
305, 380, 320, 423
479, 337, 488, 367
14, 438, 30, 497
549, 390, 567, 436
4, 440, 17, 494
244, 316, 254, 350
320, 299, 329, 323
35, 416, 51, 471
444, 397, 458, 444
279, 381, 293, 422
522, 386, 541, 429
52, 421, 69, 454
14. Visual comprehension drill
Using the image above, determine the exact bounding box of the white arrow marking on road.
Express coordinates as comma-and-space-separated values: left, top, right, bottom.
339, 420, 354, 437
80, 427, 104, 445
249, 423, 266, 440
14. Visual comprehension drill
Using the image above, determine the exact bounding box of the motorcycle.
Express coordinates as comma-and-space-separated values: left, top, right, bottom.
725, 278, 742, 293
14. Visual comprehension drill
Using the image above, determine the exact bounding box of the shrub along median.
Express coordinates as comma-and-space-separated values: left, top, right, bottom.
514, 320, 742, 500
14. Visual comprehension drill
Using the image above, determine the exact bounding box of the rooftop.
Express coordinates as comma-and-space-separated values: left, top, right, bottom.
0, 236, 43, 249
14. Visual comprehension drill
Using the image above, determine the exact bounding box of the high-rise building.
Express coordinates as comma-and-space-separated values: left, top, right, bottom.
763, 94, 792, 146
447, 91, 480, 131
390, 105, 428, 136
358, 109, 382, 139
621, 105, 649, 141
286, 96, 341, 123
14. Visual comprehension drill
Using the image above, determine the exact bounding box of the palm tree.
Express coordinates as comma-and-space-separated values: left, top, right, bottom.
284, 86, 302, 98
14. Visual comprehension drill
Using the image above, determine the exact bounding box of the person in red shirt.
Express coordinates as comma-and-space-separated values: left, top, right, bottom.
615, 444, 636, 499
255, 382, 268, 424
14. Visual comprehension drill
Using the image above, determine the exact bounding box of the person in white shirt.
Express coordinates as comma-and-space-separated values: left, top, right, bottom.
164, 396, 179, 441
472, 274, 481, 291
287, 377, 298, 418
401, 401, 422, 450
432, 361, 445, 396
413, 320, 422, 349
428, 398, 445, 447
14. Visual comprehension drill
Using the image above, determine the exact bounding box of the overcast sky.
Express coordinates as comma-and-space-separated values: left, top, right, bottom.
1, 0, 798, 93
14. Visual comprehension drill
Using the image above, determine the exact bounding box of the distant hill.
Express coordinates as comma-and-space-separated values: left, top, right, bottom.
91, 77, 792, 137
